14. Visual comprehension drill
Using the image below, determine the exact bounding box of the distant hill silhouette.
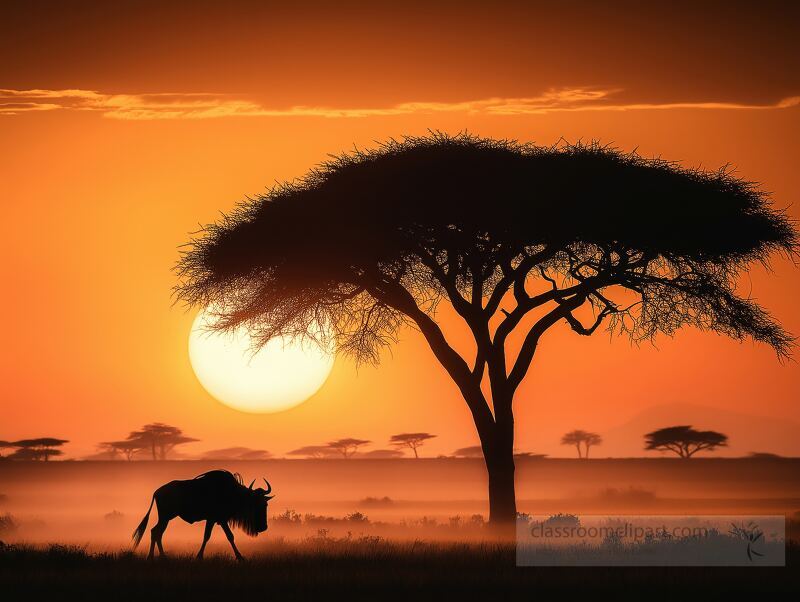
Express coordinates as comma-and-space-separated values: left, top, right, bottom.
201, 447, 272, 461
601, 403, 800, 457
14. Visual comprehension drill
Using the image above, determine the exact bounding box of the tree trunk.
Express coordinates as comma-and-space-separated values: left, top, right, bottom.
481, 417, 517, 530
486, 451, 516, 526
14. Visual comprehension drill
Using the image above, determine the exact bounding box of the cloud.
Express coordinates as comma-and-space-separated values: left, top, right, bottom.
0, 101, 62, 113
1, 87, 798, 119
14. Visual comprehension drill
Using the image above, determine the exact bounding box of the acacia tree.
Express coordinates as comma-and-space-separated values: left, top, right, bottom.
389, 432, 437, 458
561, 430, 590, 458
287, 445, 335, 459
12, 438, 68, 461
8, 448, 43, 461
327, 438, 371, 458
99, 439, 147, 461
645, 425, 728, 458
126, 423, 199, 460
562, 430, 603, 458
176, 134, 796, 526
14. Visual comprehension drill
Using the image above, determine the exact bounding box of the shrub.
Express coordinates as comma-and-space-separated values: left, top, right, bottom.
0, 513, 17, 535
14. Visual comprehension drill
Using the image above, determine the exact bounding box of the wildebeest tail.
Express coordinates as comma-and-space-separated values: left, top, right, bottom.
132, 495, 155, 548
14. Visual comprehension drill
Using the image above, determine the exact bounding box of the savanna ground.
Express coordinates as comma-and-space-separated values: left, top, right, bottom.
1, 458, 798, 598
2, 541, 798, 600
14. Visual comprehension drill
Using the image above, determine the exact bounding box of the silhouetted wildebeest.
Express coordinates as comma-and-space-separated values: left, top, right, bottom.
132, 470, 274, 560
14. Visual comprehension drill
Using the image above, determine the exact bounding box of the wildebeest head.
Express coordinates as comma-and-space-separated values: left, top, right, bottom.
232, 478, 274, 536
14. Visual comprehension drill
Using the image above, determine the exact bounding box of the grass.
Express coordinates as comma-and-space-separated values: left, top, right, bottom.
1, 540, 797, 600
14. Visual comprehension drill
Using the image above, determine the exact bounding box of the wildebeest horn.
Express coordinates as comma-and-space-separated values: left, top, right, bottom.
263, 478, 272, 496
248, 479, 255, 489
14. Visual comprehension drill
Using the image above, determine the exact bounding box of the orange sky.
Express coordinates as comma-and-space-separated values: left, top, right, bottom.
2, 1, 799, 459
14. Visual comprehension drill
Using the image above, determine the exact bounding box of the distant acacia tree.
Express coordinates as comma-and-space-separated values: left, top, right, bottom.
98, 439, 143, 461
561, 430, 590, 458
8, 448, 43, 461
327, 438, 371, 459
115, 439, 143, 461
177, 133, 796, 525
287, 445, 334, 459
644, 426, 728, 458
561, 430, 603, 458
100, 424, 198, 461
11, 438, 68, 461
389, 433, 437, 458
126, 423, 199, 460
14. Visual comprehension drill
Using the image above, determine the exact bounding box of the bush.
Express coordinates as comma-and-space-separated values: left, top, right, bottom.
345, 512, 369, 524
273, 509, 302, 525
0, 514, 17, 536
360, 496, 394, 507
541, 513, 581, 528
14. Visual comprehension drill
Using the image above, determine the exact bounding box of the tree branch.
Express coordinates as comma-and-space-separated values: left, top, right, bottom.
493, 276, 610, 351
506, 293, 586, 395
366, 277, 496, 434
563, 297, 619, 336
484, 248, 555, 317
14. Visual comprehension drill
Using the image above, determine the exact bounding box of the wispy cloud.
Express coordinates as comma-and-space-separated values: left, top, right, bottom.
2, 87, 798, 120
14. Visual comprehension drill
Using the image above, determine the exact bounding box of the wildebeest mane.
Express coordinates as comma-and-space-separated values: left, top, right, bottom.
231, 497, 264, 536
193, 470, 264, 536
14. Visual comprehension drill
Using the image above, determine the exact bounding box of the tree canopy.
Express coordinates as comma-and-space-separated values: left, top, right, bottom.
127, 423, 199, 460
561, 430, 602, 458
100, 423, 199, 461
8, 448, 48, 461
99, 439, 143, 461
389, 432, 437, 458
326, 438, 371, 458
7, 438, 69, 461
644, 425, 728, 458
287, 445, 335, 459
177, 133, 796, 366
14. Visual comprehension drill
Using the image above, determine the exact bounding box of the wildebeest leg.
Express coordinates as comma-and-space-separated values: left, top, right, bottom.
149, 518, 169, 558
220, 521, 243, 561
197, 520, 215, 559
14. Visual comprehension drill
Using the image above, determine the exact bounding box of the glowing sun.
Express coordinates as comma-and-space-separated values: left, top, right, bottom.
188, 310, 335, 413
